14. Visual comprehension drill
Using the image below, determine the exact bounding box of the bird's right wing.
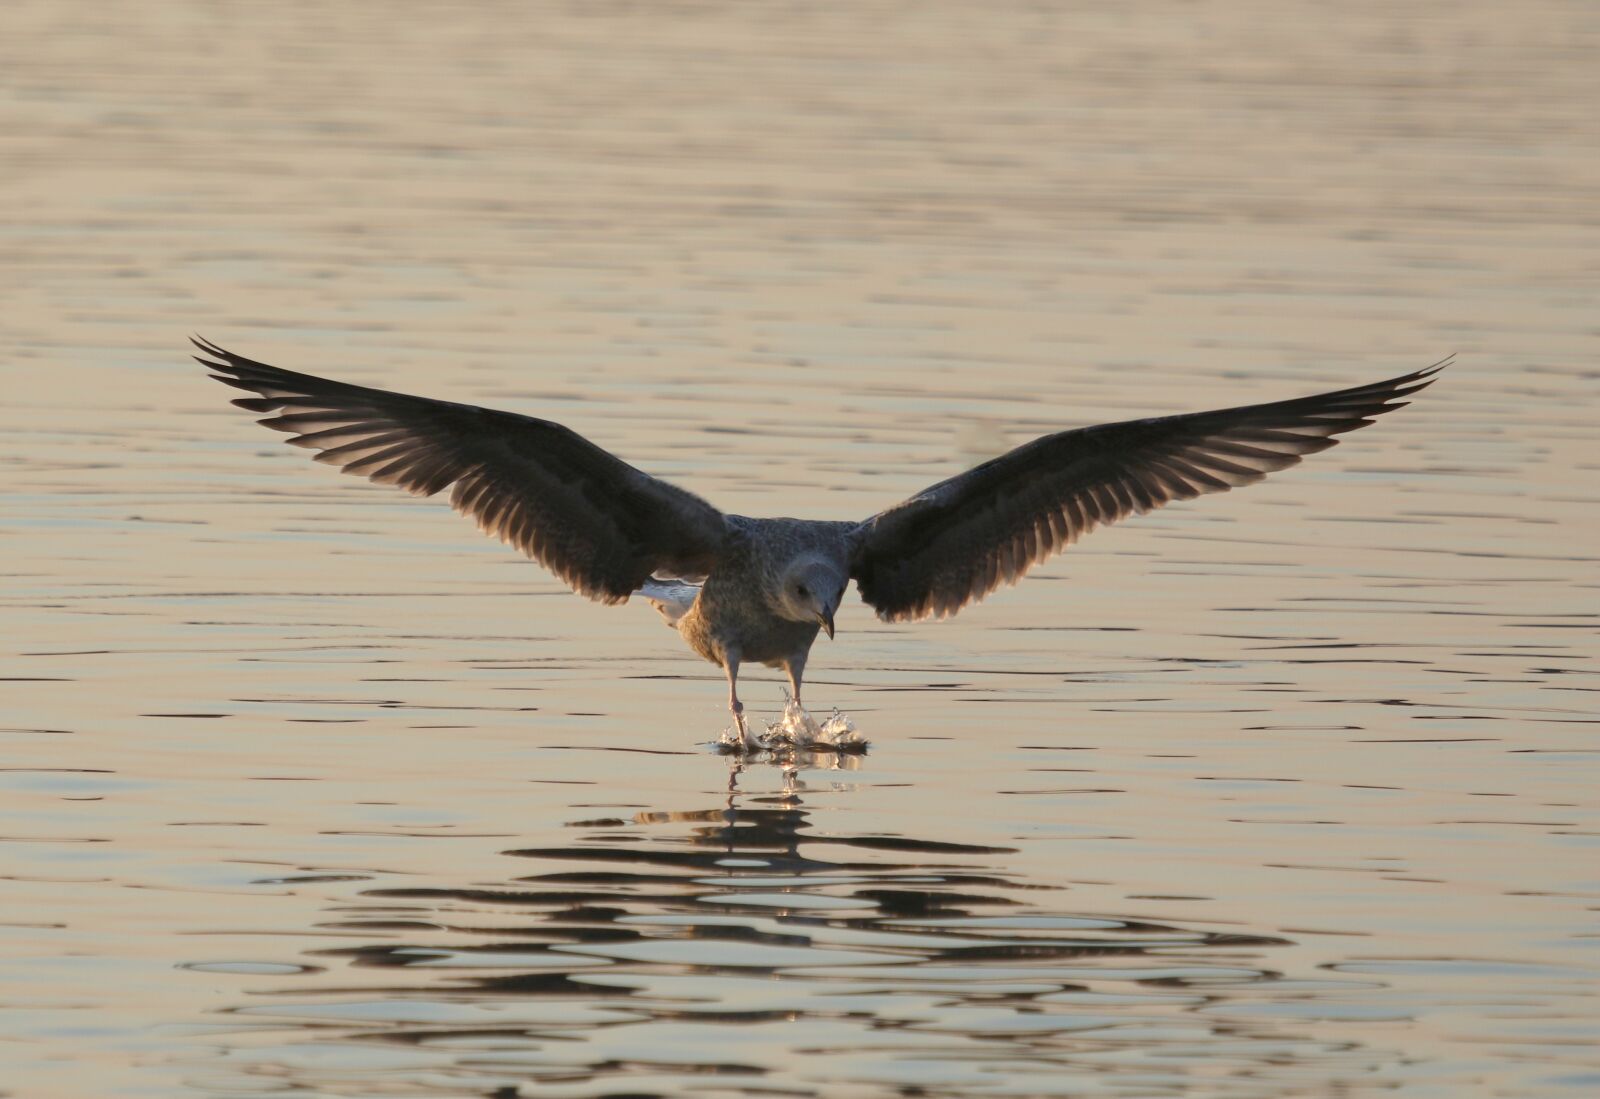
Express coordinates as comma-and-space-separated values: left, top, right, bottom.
849, 360, 1447, 622
195, 337, 728, 604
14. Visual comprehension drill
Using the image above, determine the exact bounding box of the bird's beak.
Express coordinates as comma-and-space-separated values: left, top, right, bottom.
817, 607, 835, 640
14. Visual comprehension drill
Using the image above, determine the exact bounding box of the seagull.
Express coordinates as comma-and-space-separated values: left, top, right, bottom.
193, 337, 1445, 750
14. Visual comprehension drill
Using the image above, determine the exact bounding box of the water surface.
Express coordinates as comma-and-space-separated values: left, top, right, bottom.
3, 2, 1598, 1096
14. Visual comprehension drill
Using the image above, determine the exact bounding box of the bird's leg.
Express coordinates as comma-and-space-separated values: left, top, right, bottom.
784, 654, 805, 709
783, 655, 821, 738
724, 652, 759, 751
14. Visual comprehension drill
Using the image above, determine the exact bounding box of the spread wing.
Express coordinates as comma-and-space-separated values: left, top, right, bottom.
194, 337, 727, 604
849, 359, 1448, 622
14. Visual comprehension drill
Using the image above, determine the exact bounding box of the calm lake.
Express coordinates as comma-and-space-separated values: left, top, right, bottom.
3, 2, 1597, 1096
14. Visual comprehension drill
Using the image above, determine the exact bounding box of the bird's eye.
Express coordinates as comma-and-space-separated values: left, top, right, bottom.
797, 584, 809, 597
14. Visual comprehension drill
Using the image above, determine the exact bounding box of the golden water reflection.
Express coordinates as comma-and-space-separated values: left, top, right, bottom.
203, 777, 1385, 1098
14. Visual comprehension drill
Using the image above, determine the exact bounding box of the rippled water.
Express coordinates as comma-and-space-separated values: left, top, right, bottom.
4, 2, 1599, 1097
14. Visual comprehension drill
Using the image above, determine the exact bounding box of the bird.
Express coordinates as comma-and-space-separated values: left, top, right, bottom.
192, 337, 1446, 751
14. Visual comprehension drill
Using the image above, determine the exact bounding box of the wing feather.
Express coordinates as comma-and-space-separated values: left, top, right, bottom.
850, 359, 1448, 622
194, 337, 727, 603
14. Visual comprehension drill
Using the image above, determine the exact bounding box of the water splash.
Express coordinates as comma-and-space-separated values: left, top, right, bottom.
717, 695, 868, 755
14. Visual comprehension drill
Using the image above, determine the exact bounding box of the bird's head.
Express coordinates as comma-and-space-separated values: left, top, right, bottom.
777, 558, 847, 640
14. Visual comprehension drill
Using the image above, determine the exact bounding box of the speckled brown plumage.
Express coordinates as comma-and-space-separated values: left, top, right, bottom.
679, 517, 853, 666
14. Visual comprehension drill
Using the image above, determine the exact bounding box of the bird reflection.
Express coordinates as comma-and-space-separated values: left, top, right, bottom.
716, 736, 864, 796
212, 784, 1328, 1097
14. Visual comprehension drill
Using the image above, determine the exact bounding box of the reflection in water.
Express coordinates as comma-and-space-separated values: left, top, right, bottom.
204, 764, 1393, 1098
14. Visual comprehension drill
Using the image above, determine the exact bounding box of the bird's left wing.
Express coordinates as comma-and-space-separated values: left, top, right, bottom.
194, 337, 727, 603
849, 360, 1447, 622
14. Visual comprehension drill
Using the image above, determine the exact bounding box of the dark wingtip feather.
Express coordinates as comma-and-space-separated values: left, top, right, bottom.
1387, 354, 1452, 390
193, 335, 240, 379
191, 335, 231, 363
